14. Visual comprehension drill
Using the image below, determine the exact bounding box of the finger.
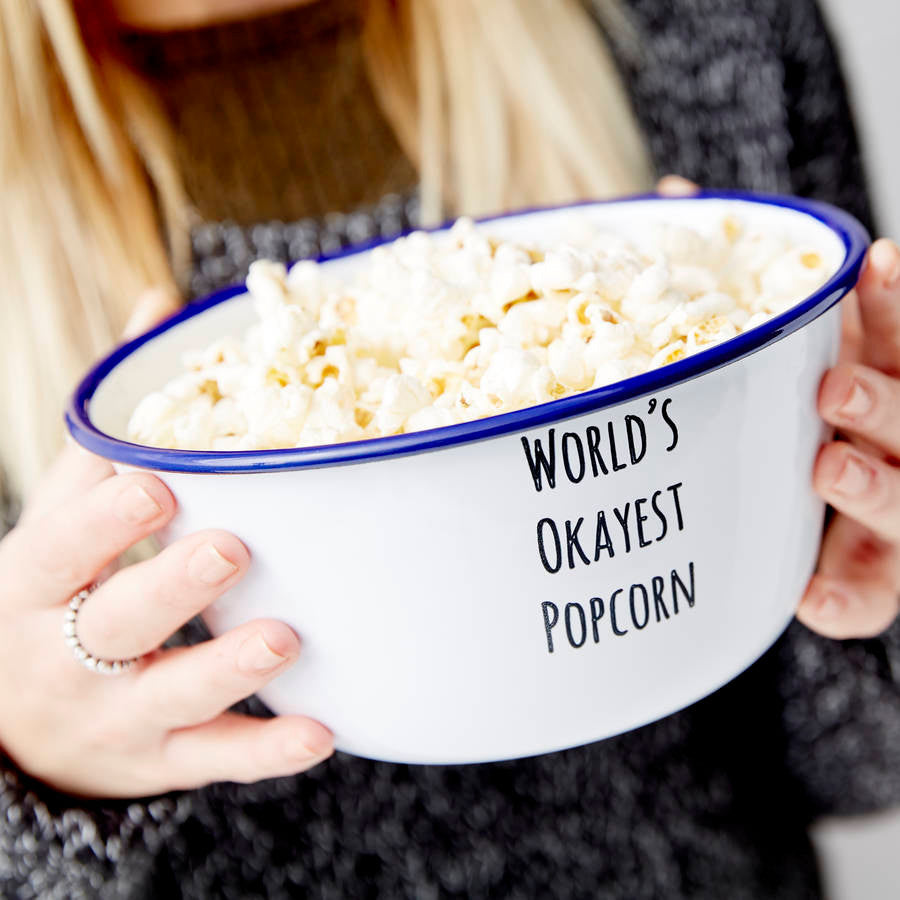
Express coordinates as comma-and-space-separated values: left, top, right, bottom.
797, 573, 898, 639
813, 441, 900, 543
19, 442, 114, 526
855, 238, 900, 375
797, 515, 900, 638
1, 471, 175, 606
136, 619, 300, 730
75, 530, 249, 660
122, 287, 182, 340
838, 290, 864, 366
162, 711, 334, 790
656, 174, 700, 197
819, 362, 900, 459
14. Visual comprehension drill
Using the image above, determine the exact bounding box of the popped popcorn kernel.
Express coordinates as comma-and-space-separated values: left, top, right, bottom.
801, 252, 822, 269
129, 215, 838, 451
651, 341, 688, 368
723, 216, 743, 243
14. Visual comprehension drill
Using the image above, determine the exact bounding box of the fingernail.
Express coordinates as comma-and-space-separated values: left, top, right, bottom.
816, 591, 847, 620
283, 737, 332, 764
123, 296, 159, 340
832, 454, 873, 497
237, 633, 288, 674
871, 240, 900, 288
123, 288, 180, 339
188, 543, 239, 585
115, 485, 162, 524
837, 379, 874, 419
657, 175, 698, 197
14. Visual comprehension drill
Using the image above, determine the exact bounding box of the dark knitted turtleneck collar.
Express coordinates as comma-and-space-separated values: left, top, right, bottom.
120, 0, 417, 224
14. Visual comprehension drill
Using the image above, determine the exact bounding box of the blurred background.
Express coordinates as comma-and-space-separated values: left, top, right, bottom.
812, 5, 900, 897
821, 0, 900, 240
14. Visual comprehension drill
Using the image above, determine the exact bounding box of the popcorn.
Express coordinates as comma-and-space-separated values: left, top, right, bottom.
128, 215, 837, 451
481, 347, 544, 407
498, 299, 566, 347
758, 248, 833, 314
530, 247, 593, 293
548, 339, 592, 390
374, 374, 432, 435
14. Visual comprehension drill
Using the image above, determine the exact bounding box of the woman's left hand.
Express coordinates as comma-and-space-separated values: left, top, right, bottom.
656, 176, 900, 640
796, 237, 900, 639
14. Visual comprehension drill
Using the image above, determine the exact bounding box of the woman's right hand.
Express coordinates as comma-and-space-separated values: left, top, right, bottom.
0, 441, 334, 798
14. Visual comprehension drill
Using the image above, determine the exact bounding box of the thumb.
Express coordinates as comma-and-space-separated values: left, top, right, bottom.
123, 287, 182, 340
856, 238, 900, 376
656, 174, 700, 197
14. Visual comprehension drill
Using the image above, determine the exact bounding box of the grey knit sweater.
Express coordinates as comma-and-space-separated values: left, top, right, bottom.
3, 1, 899, 898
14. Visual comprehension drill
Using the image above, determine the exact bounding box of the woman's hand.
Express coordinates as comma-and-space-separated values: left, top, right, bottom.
0, 291, 333, 799
0, 445, 333, 798
656, 176, 900, 640
796, 238, 900, 638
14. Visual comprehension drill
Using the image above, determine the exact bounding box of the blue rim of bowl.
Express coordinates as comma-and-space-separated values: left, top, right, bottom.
66, 189, 870, 474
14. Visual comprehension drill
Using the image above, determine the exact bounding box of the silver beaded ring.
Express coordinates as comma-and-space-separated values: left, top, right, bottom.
63, 587, 139, 675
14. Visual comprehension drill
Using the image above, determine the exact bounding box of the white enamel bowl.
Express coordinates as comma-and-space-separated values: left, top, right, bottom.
68, 192, 869, 764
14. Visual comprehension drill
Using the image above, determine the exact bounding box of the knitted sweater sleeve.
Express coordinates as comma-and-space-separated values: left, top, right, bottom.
779, 0, 876, 232
774, 0, 900, 817
0, 761, 192, 899
776, 621, 900, 817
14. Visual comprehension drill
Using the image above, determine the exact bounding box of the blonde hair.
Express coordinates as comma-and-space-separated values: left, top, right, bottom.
363, 0, 652, 222
0, 0, 652, 497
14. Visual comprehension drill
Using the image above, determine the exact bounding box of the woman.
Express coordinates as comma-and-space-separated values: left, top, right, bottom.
0, 0, 898, 896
